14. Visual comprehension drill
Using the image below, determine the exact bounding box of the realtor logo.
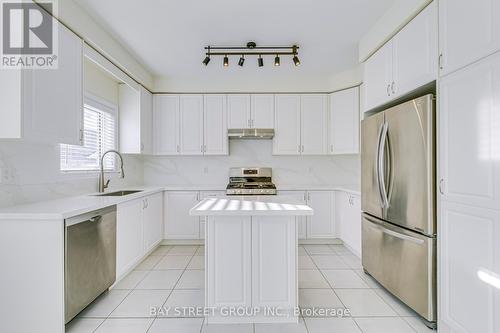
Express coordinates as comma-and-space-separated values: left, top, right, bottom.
1, 0, 58, 68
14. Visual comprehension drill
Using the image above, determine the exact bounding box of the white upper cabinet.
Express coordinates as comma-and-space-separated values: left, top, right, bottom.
392, 2, 437, 97
251, 94, 274, 128
329, 87, 360, 154
22, 22, 83, 145
140, 87, 153, 154
300, 95, 328, 155
273, 95, 301, 155
179, 95, 204, 155
204, 95, 228, 155
439, 0, 500, 76
154, 95, 180, 155
228, 94, 251, 128
439, 51, 500, 210
363, 2, 437, 111
364, 41, 393, 112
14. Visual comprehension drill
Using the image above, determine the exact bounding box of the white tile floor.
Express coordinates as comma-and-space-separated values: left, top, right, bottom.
67, 245, 433, 333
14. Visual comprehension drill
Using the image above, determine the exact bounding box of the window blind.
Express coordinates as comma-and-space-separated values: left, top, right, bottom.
60, 101, 117, 172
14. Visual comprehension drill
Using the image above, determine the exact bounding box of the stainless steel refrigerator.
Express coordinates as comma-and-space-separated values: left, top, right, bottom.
361, 94, 436, 327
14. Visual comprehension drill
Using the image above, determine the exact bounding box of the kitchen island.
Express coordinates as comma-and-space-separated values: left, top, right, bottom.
190, 197, 313, 324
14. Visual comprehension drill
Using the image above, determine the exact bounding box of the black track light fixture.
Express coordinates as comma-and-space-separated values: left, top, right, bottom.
238, 55, 245, 66
202, 56, 210, 66
258, 55, 264, 67
293, 55, 300, 66
274, 55, 280, 67
223, 55, 229, 67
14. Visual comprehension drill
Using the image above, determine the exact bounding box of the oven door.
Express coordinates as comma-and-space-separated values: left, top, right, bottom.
362, 213, 436, 322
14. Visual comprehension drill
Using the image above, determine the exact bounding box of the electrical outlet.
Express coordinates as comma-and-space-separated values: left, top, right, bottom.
203, 167, 209, 174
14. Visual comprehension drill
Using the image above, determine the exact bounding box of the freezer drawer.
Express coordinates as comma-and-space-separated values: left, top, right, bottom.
362, 214, 436, 322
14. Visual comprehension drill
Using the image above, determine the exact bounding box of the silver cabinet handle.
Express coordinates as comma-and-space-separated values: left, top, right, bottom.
386, 84, 391, 96
248, 119, 251, 128
176, 145, 180, 153
298, 145, 301, 153
438, 54, 444, 70
79, 129, 84, 144
303, 192, 306, 201
330, 144, 334, 153
301, 145, 304, 153
439, 179, 445, 195
391, 81, 396, 94
308, 193, 311, 201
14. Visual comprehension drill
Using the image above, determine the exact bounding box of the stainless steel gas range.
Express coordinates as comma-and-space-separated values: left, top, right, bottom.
226, 167, 277, 195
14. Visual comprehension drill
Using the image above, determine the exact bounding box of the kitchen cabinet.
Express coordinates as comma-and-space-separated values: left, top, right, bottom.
164, 191, 201, 239
439, 201, 500, 333
439, 0, 500, 76
439, 52, 500, 210
154, 95, 179, 155
278, 191, 307, 239
21, 22, 83, 145
306, 191, 336, 239
154, 94, 228, 156
336, 192, 361, 256
228, 94, 251, 128
143, 193, 163, 252
273, 95, 301, 155
300, 95, 328, 155
116, 198, 144, 278
119, 85, 154, 154
228, 94, 274, 129
179, 95, 204, 155
204, 95, 228, 155
328, 87, 360, 154
363, 2, 437, 111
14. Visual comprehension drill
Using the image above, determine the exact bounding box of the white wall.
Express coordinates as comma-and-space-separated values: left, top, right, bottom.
358, 0, 432, 62
143, 140, 360, 189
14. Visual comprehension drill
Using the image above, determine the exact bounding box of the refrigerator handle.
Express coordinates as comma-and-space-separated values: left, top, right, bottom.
378, 122, 390, 208
375, 123, 385, 208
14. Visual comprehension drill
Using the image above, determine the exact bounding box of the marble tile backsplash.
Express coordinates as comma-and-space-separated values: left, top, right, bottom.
0, 142, 144, 208
143, 140, 360, 189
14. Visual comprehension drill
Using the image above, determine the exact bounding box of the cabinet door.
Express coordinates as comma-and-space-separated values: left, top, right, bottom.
116, 198, 144, 277
439, 53, 500, 210
392, 2, 437, 98
143, 193, 163, 251
154, 95, 179, 155
164, 192, 200, 239
301, 95, 328, 155
179, 95, 204, 155
23, 23, 83, 145
278, 191, 307, 239
251, 94, 274, 128
140, 87, 153, 154
307, 191, 336, 238
439, 0, 500, 76
329, 87, 359, 154
273, 95, 301, 155
252, 216, 296, 312
439, 201, 500, 333
199, 191, 226, 239
227, 94, 251, 129
337, 192, 361, 257
204, 95, 228, 155
363, 41, 392, 112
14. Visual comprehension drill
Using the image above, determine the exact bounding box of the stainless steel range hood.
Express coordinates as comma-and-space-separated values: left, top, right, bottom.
228, 128, 275, 139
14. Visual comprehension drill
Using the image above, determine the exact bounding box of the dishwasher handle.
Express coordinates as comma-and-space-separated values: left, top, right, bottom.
65, 206, 115, 227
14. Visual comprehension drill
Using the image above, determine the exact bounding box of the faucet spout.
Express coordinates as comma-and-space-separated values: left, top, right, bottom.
98, 150, 125, 193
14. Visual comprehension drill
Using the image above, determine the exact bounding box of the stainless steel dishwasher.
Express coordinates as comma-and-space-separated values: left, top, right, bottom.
65, 206, 117, 323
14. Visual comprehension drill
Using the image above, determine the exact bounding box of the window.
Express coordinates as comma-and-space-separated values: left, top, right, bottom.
60, 96, 117, 172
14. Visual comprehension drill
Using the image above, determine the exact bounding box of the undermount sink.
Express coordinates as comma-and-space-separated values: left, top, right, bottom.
95, 190, 143, 197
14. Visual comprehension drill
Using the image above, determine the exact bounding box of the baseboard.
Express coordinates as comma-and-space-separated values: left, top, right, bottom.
161, 239, 205, 246
298, 238, 343, 245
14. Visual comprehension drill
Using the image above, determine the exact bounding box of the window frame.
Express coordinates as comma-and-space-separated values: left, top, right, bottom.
60, 93, 119, 174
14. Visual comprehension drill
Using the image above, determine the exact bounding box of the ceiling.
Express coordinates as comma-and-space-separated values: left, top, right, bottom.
75, 0, 396, 91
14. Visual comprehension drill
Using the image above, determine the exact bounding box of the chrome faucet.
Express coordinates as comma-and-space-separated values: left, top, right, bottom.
98, 150, 125, 193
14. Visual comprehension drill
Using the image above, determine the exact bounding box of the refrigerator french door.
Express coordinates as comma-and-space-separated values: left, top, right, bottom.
361, 94, 436, 326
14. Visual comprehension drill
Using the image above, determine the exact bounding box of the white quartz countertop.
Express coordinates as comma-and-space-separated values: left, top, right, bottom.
190, 197, 314, 216
0, 184, 358, 220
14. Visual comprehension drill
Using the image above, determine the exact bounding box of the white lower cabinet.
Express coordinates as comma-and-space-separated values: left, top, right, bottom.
164, 191, 200, 239
306, 191, 336, 238
116, 193, 164, 278
439, 201, 500, 333
199, 191, 226, 239
336, 192, 361, 256
278, 191, 307, 239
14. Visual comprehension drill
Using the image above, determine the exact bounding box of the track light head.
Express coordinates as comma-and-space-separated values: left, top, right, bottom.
293, 55, 300, 66
258, 55, 264, 67
238, 55, 245, 66
202, 56, 210, 66
223, 55, 229, 67
274, 55, 280, 67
